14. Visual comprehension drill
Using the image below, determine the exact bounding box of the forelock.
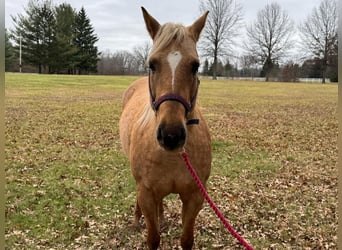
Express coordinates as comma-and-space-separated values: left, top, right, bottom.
150, 23, 186, 54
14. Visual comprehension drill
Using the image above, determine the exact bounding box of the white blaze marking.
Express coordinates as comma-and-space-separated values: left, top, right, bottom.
167, 51, 182, 88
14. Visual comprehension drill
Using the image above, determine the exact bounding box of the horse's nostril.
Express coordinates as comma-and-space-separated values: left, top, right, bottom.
157, 126, 163, 143
157, 124, 186, 150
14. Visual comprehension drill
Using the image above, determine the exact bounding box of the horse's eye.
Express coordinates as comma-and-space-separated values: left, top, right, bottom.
191, 62, 200, 74
149, 61, 156, 72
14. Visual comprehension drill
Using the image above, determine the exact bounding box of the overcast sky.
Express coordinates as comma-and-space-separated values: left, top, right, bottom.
5, 0, 322, 56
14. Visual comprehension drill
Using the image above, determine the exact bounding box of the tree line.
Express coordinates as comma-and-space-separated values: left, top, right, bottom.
199, 0, 338, 83
6, 0, 99, 74
97, 42, 151, 75
201, 57, 337, 82
6, 0, 338, 83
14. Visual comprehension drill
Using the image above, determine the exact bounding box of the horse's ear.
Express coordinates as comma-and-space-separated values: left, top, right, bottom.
188, 11, 209, 42
141, 7, 161, 40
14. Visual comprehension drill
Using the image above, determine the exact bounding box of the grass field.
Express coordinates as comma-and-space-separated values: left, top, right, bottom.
5, 73, 337, 249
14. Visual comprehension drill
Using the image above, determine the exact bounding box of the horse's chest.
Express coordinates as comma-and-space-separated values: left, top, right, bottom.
129, 123, 210, 195
133, 153, 194, 193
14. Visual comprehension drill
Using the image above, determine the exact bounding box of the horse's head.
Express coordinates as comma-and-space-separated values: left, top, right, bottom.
142, 7, 208, 151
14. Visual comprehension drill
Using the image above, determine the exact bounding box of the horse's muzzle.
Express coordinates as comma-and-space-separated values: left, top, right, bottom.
157, 124, 186, 151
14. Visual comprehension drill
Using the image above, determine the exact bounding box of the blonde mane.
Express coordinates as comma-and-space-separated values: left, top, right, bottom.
150, 23, 186, 55
137, 100, 155, 129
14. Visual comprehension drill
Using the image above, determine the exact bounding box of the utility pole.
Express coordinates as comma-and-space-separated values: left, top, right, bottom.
19, 35, 22, 73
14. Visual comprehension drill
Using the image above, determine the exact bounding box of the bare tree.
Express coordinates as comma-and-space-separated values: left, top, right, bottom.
97, 49, 113, 75
133, 41, 152, 74
299, 0, 337, 83
199, 0, 243, 80
97, 41, 152, 75
97, 50, 139, 75
244, 2, 294, 81
111, 50, 138, 75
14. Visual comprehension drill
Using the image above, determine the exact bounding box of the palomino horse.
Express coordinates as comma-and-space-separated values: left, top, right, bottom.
119, 7, 211, 249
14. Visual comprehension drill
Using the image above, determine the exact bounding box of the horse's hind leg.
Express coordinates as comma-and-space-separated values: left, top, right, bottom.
180, 192, 204, 250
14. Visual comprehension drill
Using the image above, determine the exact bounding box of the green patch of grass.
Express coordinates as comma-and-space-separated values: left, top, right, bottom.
212, 140, 278, 179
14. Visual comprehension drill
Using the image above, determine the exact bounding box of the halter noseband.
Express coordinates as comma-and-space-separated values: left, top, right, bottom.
148, 70, 199, 115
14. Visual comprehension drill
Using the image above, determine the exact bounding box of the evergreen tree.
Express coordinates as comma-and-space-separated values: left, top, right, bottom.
202, 58, 209, 76
5, 29, 15, 71
52, 3, 77, 73
11, 0, 55, 73
10, 1, 100, 74
39, 1, 56, 73
73, 7, 99, 74
224, 61, 232, 77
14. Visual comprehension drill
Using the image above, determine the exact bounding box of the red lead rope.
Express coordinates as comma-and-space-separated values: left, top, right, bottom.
180, 150, 255, 250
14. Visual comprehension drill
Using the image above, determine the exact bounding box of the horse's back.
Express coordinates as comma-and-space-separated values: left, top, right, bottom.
119, 77, 149, 157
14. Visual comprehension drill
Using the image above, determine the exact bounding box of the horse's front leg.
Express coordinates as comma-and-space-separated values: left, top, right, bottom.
137, 186, 160, 250
180, 191, 204, 250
